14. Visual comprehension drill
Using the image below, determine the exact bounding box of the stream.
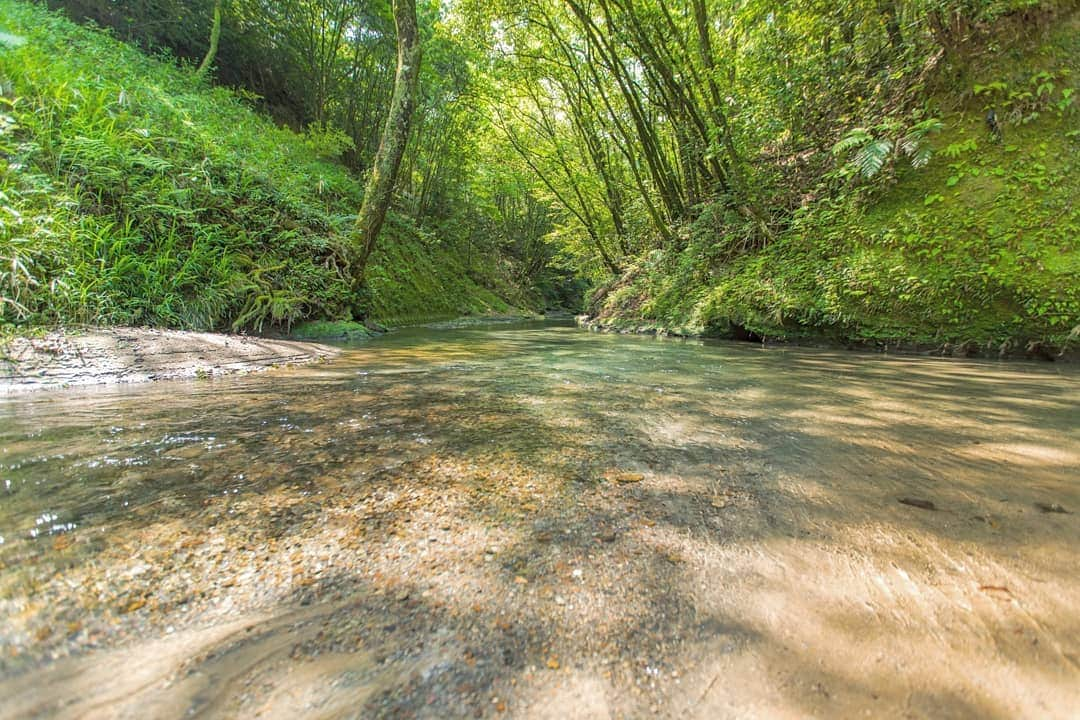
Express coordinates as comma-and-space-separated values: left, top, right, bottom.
1, 321, 1078, 719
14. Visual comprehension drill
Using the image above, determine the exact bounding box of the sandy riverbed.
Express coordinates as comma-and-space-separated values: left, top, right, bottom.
0, 324, 1077, 719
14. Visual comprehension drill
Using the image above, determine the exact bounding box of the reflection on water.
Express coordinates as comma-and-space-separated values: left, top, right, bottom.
1, 322, 1078, 717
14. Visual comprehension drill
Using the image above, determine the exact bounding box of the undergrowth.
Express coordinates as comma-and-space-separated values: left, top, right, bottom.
0, 0, 519, 332
589, 9, 1080, 353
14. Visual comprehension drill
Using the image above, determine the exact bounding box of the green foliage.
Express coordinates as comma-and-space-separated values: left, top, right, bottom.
587, 6, 1080, 351
290, 319, 374, 341
974, 69, 1076, 125
302, 122, 356, 160
0, 0, 528, 330
4, 0, 1077, 351
834, 118, 944, 180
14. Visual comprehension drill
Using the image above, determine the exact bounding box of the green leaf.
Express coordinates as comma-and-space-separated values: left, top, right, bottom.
832, 128, 872, 155
910, 146, 933, 170
855, 139, 892, 178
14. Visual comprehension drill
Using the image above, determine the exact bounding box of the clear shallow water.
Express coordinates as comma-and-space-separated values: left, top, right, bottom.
1, 322, 1078, 718
2, 322, 1076, 555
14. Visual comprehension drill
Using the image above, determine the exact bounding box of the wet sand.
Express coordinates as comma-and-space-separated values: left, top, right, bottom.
0, 323, 1077, 718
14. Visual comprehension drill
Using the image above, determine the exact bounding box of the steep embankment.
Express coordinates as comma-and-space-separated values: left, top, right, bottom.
587, 10, 1079, 357
0, 0, 525, 333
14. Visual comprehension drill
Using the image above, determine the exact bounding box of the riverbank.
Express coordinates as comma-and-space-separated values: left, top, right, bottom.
0, 327, 339, 394
576, 315, 1079, 362
577, 9, 1079, 359
0, 313, 561, 393
0, 2, 552, 336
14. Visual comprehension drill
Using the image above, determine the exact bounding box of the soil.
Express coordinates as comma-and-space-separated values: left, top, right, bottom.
0, 327, 340, 393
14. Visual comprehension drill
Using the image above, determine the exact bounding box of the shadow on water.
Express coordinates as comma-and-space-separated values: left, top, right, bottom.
0, 324, 1078, 718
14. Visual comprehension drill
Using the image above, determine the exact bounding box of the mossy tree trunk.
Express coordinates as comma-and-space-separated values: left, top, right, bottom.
196, 0, 223, 79
350, 0, 421, 289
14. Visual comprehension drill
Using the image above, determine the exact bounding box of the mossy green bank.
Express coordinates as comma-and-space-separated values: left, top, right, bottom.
0, 0, 530, 333
587, 11, 1079, 356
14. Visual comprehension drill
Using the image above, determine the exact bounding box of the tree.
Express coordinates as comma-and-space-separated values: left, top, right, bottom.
196, 0, 223, 78
350, 0, 422, 289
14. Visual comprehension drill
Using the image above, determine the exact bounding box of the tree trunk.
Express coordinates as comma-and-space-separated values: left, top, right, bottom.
350, 0, 422, 288
878, 0, 904, 49
196, 0, 223, 79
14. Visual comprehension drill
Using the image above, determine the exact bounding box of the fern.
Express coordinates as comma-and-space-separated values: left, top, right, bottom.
835, 117, 943, 180
130, 153, 173, 173
855, 139, 893, 178
832, 128, 872, 155
910, 146, 933, 170
899, 118, 943, 168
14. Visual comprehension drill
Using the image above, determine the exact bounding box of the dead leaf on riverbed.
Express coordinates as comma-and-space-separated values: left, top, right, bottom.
121, 599, 146, 614
603, 471, 644, 484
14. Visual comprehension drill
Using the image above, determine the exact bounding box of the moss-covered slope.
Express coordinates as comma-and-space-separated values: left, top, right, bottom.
0, 0, 524, 332
589, 11, 1079, 355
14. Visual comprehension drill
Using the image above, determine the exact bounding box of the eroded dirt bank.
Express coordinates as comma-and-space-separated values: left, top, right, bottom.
0, 328, 340, 393
0, 324, 1077, 719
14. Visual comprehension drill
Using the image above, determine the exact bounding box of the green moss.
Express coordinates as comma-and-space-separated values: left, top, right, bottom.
290, 320, 375, 341
592, 11, 1079, 352
363, 216, 516, 326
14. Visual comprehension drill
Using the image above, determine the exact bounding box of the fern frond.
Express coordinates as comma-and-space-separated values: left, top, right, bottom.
900, 118, 943, 158
856, 139, 892, 178
910, 146, 933, 169
908, 118, 944, 139
832, 128, 873, 155
131, 154, 173, 173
